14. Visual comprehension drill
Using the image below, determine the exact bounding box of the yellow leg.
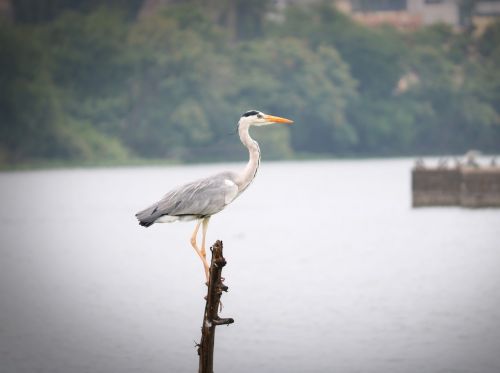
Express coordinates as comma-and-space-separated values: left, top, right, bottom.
190, 219, 210, 282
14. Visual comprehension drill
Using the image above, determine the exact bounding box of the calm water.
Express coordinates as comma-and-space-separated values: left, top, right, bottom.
1, 159, 499, 373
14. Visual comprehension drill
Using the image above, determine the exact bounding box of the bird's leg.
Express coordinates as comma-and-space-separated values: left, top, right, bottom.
190, 219, 202, 254
190, 220, 209, 282
200, 217, 211, 278
201, 216, 224, 309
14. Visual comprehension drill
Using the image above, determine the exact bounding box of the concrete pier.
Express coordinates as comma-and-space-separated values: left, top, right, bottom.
412, 165, 500, 208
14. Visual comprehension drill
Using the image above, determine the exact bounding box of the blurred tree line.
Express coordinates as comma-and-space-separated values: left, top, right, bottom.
1, 0, 499, 166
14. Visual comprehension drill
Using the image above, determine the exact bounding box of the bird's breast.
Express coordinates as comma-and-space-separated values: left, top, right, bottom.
224, 179, 239, 205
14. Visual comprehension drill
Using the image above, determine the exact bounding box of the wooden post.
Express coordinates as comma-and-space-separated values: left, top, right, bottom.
197, 240, 234, 373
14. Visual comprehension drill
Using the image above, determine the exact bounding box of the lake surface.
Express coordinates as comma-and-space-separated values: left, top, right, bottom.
1, 159, 499, 373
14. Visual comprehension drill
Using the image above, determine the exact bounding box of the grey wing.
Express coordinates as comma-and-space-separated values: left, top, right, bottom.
135, 172, 239, 227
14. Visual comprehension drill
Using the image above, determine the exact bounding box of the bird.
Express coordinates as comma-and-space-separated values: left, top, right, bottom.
415, 157, 425, 169
465, 150, 480, 168
437, 157, 449, 169
135, 110, 293, 281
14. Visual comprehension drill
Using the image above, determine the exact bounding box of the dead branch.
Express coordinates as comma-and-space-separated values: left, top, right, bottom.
197, 240, 234, 373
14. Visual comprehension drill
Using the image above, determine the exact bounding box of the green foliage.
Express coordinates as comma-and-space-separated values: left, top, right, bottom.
0, 15, 129, 165
1, 2, 500, 168
124, 11, 231, 159
233, 0, 271, 39
277, 1, 406, 96
0, 21, 67, 161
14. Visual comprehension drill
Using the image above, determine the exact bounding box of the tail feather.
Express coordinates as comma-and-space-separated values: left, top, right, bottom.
138, 219, 154, 227
135, 203, 161, 228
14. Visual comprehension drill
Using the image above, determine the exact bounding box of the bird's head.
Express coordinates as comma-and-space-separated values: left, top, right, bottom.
238, 110, 293, 128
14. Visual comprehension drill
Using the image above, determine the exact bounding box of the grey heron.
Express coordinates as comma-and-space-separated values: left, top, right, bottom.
135, 110, 293, 281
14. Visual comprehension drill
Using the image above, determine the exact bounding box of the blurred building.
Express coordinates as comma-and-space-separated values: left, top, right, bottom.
335, 0, 500, 31
273, 0, 500, 31
335, 0, 460, 30
473, 0, 500, 34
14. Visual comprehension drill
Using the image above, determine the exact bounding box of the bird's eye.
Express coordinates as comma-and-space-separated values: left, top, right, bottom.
257, 114, 263, 119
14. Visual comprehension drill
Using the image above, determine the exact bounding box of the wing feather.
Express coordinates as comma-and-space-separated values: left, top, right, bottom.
135, 172, 239, 226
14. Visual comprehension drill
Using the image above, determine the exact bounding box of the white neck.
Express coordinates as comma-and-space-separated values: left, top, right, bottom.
235, 122, 260, 192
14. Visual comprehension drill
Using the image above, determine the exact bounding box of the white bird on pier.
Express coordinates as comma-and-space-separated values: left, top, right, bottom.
135, 110, 293, 281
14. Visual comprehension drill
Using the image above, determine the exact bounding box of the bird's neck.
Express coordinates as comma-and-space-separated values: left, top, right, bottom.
235, 124, 260, 192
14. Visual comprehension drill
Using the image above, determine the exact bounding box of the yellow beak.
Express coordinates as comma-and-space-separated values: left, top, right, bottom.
264, 114, 294, 124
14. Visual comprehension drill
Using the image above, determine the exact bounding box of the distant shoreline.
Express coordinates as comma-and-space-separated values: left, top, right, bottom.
2, 153, 489, 172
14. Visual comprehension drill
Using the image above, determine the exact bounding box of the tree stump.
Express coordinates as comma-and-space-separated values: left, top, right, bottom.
197, 240, 234, 373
